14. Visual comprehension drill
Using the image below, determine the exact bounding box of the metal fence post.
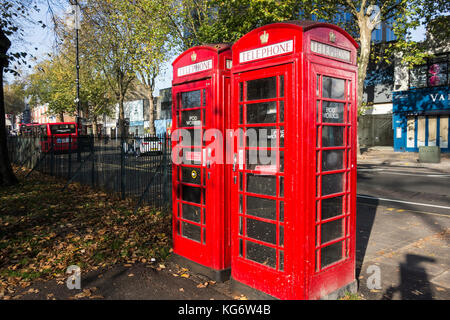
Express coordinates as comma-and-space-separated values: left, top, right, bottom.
120, 135, 125, 200
162, 134, 168, 207
68, 135, 72, 180
50, 135, 54, 176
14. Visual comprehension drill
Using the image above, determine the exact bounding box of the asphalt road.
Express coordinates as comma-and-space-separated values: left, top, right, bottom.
357, 164, 450, 215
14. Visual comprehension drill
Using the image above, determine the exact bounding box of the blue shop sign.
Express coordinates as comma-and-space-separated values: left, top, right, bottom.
393, 86, 449, 114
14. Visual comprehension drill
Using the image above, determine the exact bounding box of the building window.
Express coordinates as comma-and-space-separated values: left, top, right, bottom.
409, 53, 449, 89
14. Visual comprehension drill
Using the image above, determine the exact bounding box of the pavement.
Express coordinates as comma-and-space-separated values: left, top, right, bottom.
8, 147, 450, 300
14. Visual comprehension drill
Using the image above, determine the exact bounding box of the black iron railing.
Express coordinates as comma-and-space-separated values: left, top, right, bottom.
7, 134, 172, 212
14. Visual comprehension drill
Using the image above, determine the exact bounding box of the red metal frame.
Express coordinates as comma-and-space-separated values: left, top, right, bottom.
171, 44, 232, 273
230, 21, 358, 299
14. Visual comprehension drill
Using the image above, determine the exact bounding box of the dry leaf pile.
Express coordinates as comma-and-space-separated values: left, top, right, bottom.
0, 168, 172, 299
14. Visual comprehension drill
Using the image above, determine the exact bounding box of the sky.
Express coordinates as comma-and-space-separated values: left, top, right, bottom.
5, 6, 428, 95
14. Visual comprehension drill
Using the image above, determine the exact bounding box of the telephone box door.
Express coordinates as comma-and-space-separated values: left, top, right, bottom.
309, 63, 357, 298
173, 80, 213, 267
230, 64, 298, 298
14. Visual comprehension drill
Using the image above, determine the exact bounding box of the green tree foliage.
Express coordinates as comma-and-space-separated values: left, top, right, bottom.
4, 80, 26, 115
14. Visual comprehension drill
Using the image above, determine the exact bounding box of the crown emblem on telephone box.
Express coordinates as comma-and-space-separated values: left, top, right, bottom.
191, 52, 197, 62
260, 31, 269, 44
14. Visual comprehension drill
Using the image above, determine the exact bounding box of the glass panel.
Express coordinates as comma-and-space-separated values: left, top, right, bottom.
239, 216, 243, 235
247, 101, 277, 124
203, 228, 206, 243
181, 90, 201, 109
246, 241, 276, 268
239, 239, 243, 257
181, 167, 201, 184
182, 222, 201, 242
180, 110, 202, 127
321, 242, 343, 268
180, 129, 202, 146
239, 194, 243, 213
279, 176, 284, 197
321, 219, 343, 244
322, 173, 343, 196
202, 208, 205, 224
239, 172, 243, 191
246, 77, 277, 101
322, 196, 343, 220
246, 174, 277, 196
322, 126, 344, 147
246, 127, 278, 148
246, 149, 277, 171
322, 102, 344, 123
181, 203, 201, 223
428, 63, 447, 87
202, 89, 206, 106
239, 82, 243, 102
279, 201, 284, 222
322, 76, 345, 100
279, 225, 284, 247
239, 105, 243, 124
246, 196, 276, 220
322, 150, 344, 172
279, 75, 284, 97
410, 66, 427, 88
246, 218, 277, 244
279, 151, 284, 173
279, 250, 284, 271
279, 101, 284, 122
181, 185, 201, 204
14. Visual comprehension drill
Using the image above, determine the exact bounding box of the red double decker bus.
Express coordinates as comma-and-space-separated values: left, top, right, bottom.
19, 122, 79, 153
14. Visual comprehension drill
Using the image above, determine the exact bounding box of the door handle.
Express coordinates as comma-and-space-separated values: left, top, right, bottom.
233, 154, 237, 172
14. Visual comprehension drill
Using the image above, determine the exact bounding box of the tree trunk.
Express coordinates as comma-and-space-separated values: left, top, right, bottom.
147, 88, 156, 135
356, 16, 373, 156
0, 29, 18, 186
59, 112, 64, 122
92, 115, 98, 138
118, 92, 126, 138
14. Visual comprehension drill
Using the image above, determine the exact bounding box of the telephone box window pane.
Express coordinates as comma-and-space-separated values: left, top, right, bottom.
182, 203, 201, 223
279, 75, 284, 97
279, 201, 284, 222
246, 241, 276, 268
202, 89, 206, 106
322, 126, 344, 147
321, 241, 343, 268
279, 176, 284, 197
246, 218, 277, 245
246, 174, 277, 196
246, 149, 276, 171
322, 150, 344, 172
279, 225, 284, 247
182, 222, 201, 242
181, 167, 201, 185
183, 129, 202, 146
321, 219, 343, 244
322, 76, 345, 100
239, 83, 243, 102
181, 185, 201, 204
239, 172, 243, 191
279, 127, 284, 147
239, 216, 243, 235
322, 173, 343, 196
247, 101, 277, 124
239, 239, 243, 257
246, 77, 277, 101
322, 196, 343, 220
180, 110, 202, 127
181, 90, 201, 109
279, 251, 284, 271
246, 127, 278, 148
322, 102, 344, 123
239, 105, 244, 124
280, 151, 284, 173
279, 101, 284, 122
246, 196, 276, 220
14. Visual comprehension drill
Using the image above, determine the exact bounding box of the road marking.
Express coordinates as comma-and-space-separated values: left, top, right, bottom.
357, 194, 450, 210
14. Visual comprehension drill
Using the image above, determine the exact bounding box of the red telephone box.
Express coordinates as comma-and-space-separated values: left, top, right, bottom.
230, 21, 358, 299
171, 44, 232, 280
